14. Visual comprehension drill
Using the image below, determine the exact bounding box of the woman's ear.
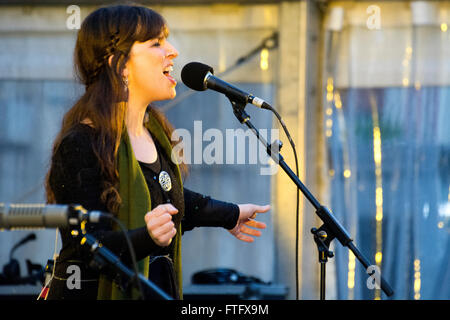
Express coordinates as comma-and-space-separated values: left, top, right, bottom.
122, 67, 129, 79
108, 55, 129, 79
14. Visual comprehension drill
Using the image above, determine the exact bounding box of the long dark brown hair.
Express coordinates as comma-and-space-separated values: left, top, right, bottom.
46, 4, 187, 214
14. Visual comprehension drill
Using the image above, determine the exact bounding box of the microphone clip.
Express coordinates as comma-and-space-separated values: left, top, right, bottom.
228, 98, 250, 124
67, 204, 89, 238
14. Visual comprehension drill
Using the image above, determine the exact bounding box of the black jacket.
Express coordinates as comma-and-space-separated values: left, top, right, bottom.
46, 124, 239, 299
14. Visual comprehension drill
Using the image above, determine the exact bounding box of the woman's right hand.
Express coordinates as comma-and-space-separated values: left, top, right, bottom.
144, 204, 178, 247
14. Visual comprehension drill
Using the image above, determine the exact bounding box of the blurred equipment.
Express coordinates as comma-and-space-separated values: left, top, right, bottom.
192, 268, 269, 285
0, 203, 171, 300
0, 232, 44, 285
184, 268, 287, 300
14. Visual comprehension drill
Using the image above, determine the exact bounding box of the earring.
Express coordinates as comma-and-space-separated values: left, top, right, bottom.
123, 77, 129, 94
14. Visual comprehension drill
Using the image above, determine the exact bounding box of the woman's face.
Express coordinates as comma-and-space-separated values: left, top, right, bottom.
125, 32, 179, 104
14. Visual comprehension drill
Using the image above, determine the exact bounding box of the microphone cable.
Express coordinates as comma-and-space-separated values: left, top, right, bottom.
263, 104, 300, 300
37, 229, 59, 300
90, 213, 145, 300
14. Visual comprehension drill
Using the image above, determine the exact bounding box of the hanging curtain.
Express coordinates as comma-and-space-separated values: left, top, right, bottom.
322, 1, 450, 300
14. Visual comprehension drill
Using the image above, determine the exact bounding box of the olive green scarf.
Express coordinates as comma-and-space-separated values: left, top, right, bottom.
96, 114, 183, 300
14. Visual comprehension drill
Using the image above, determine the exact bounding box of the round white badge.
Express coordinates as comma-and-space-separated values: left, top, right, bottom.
159, 171, 172, 192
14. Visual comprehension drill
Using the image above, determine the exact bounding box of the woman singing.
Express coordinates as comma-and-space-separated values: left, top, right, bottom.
45, 4, 270, 300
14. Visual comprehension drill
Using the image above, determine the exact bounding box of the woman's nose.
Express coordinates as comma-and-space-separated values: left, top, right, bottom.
165, 41, 179, 59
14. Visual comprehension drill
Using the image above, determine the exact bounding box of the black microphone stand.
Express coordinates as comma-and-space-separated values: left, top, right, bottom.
68, 206, 173, 300
227, 97, 394, 299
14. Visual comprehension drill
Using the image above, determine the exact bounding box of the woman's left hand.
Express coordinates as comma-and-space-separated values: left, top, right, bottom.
228, 204, 270, 242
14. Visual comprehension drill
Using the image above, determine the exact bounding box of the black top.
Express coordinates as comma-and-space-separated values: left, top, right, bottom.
46, 123, 239, 299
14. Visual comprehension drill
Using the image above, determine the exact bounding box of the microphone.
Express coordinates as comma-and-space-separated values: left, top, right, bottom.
181, 62, 272, 109
10, 233, 36, 257
0, 203, 110, 229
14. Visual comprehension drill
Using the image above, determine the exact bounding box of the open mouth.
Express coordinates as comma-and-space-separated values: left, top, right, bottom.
163, 65, 173, 76
163, 65, 176, 84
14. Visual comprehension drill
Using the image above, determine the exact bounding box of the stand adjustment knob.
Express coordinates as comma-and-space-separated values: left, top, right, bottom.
273, 139, 283, 151
317, 230, 327, 240
268, 139, 283, 155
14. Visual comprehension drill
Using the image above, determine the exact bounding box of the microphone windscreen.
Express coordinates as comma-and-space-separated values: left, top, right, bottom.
25, 233, 37, 241
181, 62, 214, 91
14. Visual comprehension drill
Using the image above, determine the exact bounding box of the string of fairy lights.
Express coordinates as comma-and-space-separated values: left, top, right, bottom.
325, 79, 389, 300
322, 16, 450, 301
325, 78, 358, 299
402, 41, 423, 300
324, 29, 439, 298
369, 93, 383, 300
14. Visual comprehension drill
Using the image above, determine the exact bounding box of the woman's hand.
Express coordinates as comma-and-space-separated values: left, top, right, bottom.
144, 203, 178, 247
228, 204, 270, 242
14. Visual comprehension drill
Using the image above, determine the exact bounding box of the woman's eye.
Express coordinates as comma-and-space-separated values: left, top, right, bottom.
151, 38, 165, 47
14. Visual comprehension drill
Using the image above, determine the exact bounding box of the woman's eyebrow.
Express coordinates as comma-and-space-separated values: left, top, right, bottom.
159, 31, 169, 40
146, 35, 164, 43
161, 27, 170, 39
